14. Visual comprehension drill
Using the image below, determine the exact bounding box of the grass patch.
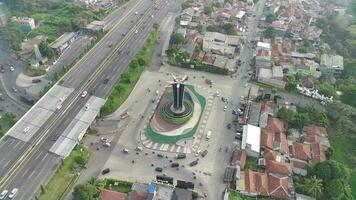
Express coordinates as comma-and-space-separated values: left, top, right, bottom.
102, 179, 133, 193
24, 67, 47, 77
38, 145, 90, 200
229, 191, 255, 200
100, 24, 160, 116
244, 156, 258, 171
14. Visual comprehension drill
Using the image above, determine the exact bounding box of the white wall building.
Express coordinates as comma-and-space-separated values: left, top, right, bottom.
242, 124, 261, 158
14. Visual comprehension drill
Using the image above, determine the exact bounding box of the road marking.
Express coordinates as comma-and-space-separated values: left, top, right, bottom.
152, 142, 158, 149
176, 146, 181, 153
169, 145, 175, 152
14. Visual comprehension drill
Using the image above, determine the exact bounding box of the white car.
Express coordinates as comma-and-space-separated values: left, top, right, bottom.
9, 66, 14, 72
81, 91, 87, 98
194, 149, 201, 157
0, 190, 8, 200
134, 30, 138, 34
8, 188, 18, 199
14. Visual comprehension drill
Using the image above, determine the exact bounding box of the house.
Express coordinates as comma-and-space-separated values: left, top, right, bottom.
244, 169, 269, 196
261, 149, 277, 161
258, 68, 286, 88
231, 149, 246, 169
181, 7, 195, 21
272, 66, 284, 80
268, 173, 292, 199
224, 166, 237, 183
255, 49, 272, 69
302, 124, 328, 145
291, 160, 308, 176
320, 54, 344, 78
84, 20, 105, 34
12, 17, 36, 31
49, 32, 78, 53
265, 160, 292, 176
172, 188, 192, 200
310, 143, 326, 164
100, 189, 127, 200
289, 142, 311, 162
257, 42, 271, 51
266, 116, 285, 134
248, 102, 262, 126
241, 124, 261, 158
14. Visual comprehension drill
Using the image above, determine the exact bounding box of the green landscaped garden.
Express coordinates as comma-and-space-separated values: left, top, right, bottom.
229, 191, 255, 200
38, 145, 90, 200
244, 156, 259, 171
100, 24, 159, 116
146, 85, 206, 144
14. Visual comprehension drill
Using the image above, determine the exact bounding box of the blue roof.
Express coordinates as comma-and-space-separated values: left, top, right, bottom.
147, 183, 156, 193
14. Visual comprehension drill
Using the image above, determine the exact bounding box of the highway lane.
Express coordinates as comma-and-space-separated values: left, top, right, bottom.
0, 0, 151, 184
0, 0, 170, 199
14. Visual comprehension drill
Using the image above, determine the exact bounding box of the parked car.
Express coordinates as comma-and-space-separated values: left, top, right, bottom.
171, 163, 179, 168
8, 188, 18, 199
32, 79, 42, 83
0, 190, 8, 200
155, 167, 163, 172
102, 168, 110, 175
122, 148, 129, 154
176, 153, 186, 159
189, 160, 199, 167
201, 150, 208, 157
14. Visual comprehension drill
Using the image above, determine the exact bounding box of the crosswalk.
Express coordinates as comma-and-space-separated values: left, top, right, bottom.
140, 88, 215, 154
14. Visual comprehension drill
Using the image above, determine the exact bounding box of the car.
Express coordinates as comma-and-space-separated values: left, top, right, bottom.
102, 168, 110, 175
102, 78, 109, 84
194, 149, 201, 157
103, 142, 111, 147
227, 123, 232, 129
206, 130, 212, 140
134, 11, 138, 15
108, 44, 113, 48
189, 160, 199, 167
8, 188, 17, 199
176, 153, 186, 159
0, 190, 8, 200
240, 96, 244, 101
12, 87, 17, 93
9, 66, 14, 72
101, 137, 108, 142
157, 153, 164, 158
171, 163, 179, 168
134, 30, 138, 34
201, 150, 208, 157
84, 104, 89, 111
244, 83, 249, 88
135, 146, 143, 151
32, 79, 41, 83
223, 105, 227, 111
155, 167, 163, 172
122, 148, 129, 153
81, 91, 87, 98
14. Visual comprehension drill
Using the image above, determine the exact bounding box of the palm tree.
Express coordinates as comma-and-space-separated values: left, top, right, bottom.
304, 175, 323, 198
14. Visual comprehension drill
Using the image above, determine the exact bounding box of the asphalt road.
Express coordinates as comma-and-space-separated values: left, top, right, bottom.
0, 0, 171, 199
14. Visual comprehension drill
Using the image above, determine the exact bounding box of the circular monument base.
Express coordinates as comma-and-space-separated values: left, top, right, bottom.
161, 101, 194, 125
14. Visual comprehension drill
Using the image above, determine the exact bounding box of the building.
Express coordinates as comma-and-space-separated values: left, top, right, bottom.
258, 68, 286, 88
172, 188, 192, 200
248, 102, 262, 126
255, 49, 272, 69
49, 32, 78, 53
320, 54, 344, 78
11, 17, 36, 31
181, 7, 195, 21
231, 149, 246, 169
84, 20, 105, 34
202, 32, 238, 56
241, 124, 261, 157
100, 189, 127, 200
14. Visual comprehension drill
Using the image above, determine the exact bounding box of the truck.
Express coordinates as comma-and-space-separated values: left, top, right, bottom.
0, 64, 4, 73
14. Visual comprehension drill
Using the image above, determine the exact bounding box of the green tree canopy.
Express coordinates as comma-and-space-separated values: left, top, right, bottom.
263, 26, 277, 38
72, 183, 99, 200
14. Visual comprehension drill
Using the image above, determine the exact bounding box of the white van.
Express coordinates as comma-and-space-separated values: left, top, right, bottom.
206, 131, 212, 140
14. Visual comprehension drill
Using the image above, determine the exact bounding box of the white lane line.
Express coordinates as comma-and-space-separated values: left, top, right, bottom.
169, 145, 175, 152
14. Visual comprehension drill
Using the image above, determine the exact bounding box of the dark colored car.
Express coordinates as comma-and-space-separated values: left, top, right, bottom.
201, 150, 208, 157
171, 163, 179, 168
189, 160, 199, 167
32, 79, 42, 83
176, 153, 186, 159
155, 167, 163, 172
157, 153, 164, 158
102, 168, 110, 175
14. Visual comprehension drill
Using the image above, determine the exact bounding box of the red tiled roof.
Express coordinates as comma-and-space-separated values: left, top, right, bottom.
266, 116, 285, 133
310, 143, 326, 164
131, 191, 148, 200
265, 160, 292, 176
100, 189, 127, 200
292, 160, 308, 170
245, 169, 269, 196
262, 149, 277, 161
261, 129, 274, 150
232, 150, 246, 168
289, 142, 311, 161
303, 124, 328, 143
275, 132, 289, 154
268, 174, 291, 199
261, 101, 277, 113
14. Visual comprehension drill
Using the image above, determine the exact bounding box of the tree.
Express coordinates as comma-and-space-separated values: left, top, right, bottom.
169, 32, 185, 46
203, 5, 212, 15
341, 84, 356, 107
39, 41, 55, 59
263, 26, 277, 38
277, 107, 296, 121
303, 176, 323, 198
74, 155, 86, 166
72, 184, 99, 200
265, 13, 277, 23
2, 112, 17, 126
